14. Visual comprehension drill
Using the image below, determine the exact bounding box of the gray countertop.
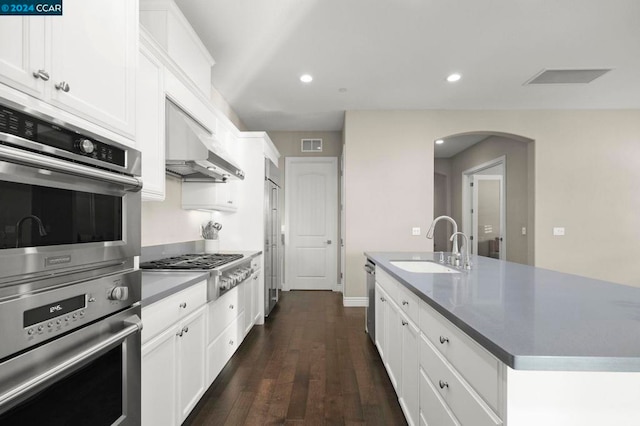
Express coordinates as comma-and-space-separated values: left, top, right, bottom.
365, 251, 640, 372
141, 250, 262, 307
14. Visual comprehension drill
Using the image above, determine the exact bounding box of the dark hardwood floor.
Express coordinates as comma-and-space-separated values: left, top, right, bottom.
184, 291, 407, 425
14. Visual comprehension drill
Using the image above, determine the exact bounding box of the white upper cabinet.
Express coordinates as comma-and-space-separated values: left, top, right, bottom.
140, 0, 214, 97
137, 38, 166, 201
0, 17, 46, 96
0, 0, 137, 138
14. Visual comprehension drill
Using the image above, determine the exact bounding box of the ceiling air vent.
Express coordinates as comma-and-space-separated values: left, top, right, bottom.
301, 138, 323, 152
525, 69, 611, 85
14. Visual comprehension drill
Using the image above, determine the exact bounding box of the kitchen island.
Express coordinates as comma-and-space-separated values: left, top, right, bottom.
365, 251, 640, 426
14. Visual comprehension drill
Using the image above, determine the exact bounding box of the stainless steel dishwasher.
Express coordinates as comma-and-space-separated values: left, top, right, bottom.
364, 260, 376, 344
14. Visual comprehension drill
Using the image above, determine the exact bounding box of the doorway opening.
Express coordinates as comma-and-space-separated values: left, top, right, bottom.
433, 132, 535, 265
462, 157, 505, 260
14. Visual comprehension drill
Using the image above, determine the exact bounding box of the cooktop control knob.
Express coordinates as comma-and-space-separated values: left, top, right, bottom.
76, 138, 96, 154
108, 286, 129, 301
220, 279, 230, 290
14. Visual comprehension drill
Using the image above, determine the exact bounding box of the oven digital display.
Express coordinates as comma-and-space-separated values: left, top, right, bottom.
37, 123, 74, 148
24, 295, 86, 327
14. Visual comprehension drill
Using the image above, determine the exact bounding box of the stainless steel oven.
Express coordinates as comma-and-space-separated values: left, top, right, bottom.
0, 269, 142, 425
0, 96, 143, 425
0, 97, 142, 286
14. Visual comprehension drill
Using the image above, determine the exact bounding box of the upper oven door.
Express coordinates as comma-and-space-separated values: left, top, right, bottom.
0, 142, 142, 285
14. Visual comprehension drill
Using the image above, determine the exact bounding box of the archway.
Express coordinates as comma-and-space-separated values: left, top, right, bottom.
433, 131, 535, 265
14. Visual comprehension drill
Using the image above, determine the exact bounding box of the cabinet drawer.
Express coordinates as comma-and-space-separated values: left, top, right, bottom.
208, 285, 242, 342
397, 283, 420, 324
376, 268, 399, 303
142, 281, 207, 343
419, 367, 460, 426
419, 300, 499, 411
206, 312, 245, 385
420, 335, 502, 426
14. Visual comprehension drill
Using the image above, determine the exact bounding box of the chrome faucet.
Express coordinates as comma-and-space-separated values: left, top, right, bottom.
450, 232, 471, 269
16, 215, 47, 248
426, 215, 460, 264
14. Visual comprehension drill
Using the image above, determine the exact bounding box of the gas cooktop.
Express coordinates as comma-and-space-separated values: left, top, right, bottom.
140, 253, 244, 270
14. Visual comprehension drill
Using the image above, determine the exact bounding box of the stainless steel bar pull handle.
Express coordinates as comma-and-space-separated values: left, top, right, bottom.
439, 380, 449, 389
55, 81, 70, 92
0, 316, 142, 409
440, 336, 449, 344
32, 69, 50, 81
179, 302, 187, 308
0, 143, 143, 191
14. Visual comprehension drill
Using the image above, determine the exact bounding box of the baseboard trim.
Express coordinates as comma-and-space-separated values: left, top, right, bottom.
343, 297, 368, 307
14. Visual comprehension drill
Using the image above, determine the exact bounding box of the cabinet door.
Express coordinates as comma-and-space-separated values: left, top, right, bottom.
244, 276, 254, 335
142, 326, 178, 426
419, 366, 460, 426
375, 283, 387, 360
400, 316, 420, 426
386, 299, 402, 393
48, 0, 136, 137
253, 271, 262, 324
0, 17, 45, 96
177, 306, 207, 423
137, 45, 165, 201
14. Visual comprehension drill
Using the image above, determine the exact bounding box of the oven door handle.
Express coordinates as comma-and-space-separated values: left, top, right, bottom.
0, 315, 142, 410
0, 144, 142, 191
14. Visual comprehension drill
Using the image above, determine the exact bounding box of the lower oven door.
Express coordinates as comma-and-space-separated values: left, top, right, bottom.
0, 305, 142, 425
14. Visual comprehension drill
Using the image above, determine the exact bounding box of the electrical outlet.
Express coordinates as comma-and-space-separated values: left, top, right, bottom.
412, 227, 421, 236
553, 227, 565, 236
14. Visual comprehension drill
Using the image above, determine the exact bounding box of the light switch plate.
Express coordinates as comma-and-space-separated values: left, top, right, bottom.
553, 227, 565, 236
412, 227, 421, 236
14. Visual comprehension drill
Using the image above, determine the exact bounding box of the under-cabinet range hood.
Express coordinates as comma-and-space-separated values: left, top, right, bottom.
165, 100, 245, 182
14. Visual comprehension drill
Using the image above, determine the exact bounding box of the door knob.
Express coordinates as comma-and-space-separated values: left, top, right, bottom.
326, 240, 332, 245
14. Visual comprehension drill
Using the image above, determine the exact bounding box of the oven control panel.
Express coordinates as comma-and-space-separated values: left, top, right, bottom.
0, 270, 141, 360
24, 294, 88, 338
0, 105, 126, 167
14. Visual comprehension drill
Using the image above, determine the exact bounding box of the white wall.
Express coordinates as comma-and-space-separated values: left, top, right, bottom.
141, 175, 211, 246
344, 109, 640, 298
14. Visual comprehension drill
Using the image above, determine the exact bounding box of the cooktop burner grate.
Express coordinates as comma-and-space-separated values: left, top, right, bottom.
140, 253, 244, 270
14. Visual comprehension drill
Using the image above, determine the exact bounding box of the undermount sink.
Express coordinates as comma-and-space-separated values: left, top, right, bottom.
390, 260, 460, 274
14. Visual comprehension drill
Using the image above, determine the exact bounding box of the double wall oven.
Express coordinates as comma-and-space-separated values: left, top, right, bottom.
0, 97, 143, 425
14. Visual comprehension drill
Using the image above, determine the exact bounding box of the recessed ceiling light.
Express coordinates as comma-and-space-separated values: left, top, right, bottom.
435, 139, 444, 145
300, 74, 313, 83
446, 73, 461, 83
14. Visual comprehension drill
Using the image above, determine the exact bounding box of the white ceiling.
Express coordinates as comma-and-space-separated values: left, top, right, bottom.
174, 0, 640, 132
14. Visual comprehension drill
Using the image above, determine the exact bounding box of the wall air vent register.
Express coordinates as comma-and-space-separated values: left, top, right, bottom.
301, 138, 323, 152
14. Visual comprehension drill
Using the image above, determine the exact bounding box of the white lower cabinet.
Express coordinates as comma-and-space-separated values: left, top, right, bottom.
372, 266, 502, 426
400, 313, 420, 426
419, 365, 459, 426
142, 286, 207, 426
206, 279, 252, 387
207, 312, 245, 384
374, 283, 387, 360
141, 325, 177, 426
385, 297, 402, 392
176, 307, 207, 422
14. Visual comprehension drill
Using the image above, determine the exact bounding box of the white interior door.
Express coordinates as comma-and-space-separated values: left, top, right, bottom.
285, 157, 338, 290
472, 175, 505, 260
